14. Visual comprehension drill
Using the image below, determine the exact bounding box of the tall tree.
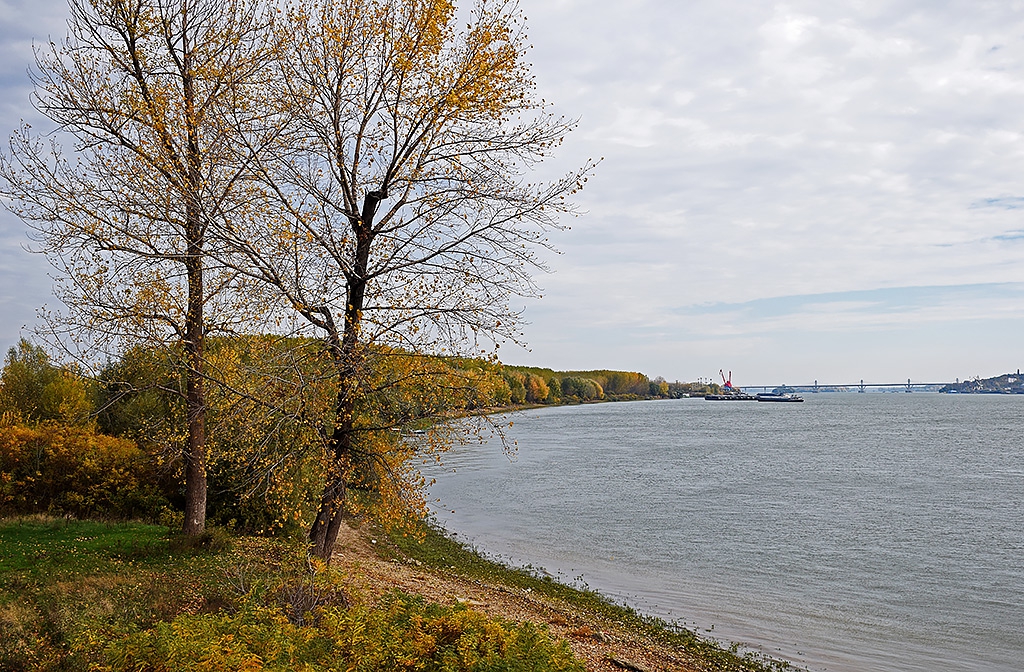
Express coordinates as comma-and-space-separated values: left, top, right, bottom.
229, 0, 594, 560
0, 338, 92, 424
0, 0, 271, 535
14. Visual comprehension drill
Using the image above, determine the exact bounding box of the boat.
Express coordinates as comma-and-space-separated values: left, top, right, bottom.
756, 393, 803, 402
756, 386, 804, 402
705, 393, 757, 401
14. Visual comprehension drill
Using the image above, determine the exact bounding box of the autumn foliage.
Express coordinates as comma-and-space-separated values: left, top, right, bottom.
0, 419, 160, 519
1, 0, 598, 556
98, 594, 584, 672
0, 334, 673, 533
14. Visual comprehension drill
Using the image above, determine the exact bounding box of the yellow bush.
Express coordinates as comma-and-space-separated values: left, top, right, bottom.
97, 593, 585, 672
0, 420, 161, 518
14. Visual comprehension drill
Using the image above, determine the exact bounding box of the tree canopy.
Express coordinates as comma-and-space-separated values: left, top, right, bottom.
1, 0, 593, 559
0, 0, 275, 535
219, 0, 593, 560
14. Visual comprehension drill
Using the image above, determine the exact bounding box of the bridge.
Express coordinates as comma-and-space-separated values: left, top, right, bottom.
744, 379, 950, 393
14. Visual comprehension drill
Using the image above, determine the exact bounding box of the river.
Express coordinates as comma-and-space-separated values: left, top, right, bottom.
423, 394, 1024, 672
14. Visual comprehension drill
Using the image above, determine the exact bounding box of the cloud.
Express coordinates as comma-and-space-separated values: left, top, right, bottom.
674, 283, 1024, 334
0, 0, 67, 121
0, 224, 51, 350
3, 0, 1024, 381
511, 282, 1024, 383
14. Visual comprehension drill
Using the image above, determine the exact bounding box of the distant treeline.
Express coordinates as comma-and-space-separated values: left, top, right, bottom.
0, 336, 718, 533
499, 366, 648, 403
499, 366, 721, 403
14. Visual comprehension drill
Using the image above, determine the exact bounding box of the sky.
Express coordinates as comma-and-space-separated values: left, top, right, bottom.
2, 0, 1024, 387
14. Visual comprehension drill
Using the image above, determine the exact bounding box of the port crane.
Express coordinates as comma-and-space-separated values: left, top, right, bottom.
720, 369, 733, 390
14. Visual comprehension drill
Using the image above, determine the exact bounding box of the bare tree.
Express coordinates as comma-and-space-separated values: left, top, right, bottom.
229, 0, 595, 561
0, 0, 272, 535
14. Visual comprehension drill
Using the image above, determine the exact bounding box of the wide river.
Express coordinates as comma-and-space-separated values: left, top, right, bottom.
423, 394, 1024, 672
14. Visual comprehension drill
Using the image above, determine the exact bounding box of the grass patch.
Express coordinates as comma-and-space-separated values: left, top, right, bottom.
0, 516, 588, 672
0, 517, 169, 574
1, 514, 792, 671
383, 517, 793, 672
0, 516, 277, 671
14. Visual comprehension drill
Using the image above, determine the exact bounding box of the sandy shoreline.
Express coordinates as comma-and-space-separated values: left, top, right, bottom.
332, 521, 787, 672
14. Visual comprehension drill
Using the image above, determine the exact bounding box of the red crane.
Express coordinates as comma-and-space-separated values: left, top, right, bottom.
720, 369, 733, 390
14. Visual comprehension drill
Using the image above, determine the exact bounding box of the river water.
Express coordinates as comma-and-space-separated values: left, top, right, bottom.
423, 394, 1024, 672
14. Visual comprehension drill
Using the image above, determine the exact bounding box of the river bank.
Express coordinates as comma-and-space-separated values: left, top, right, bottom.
0, 515, 788, 672
372, 518, 789, 672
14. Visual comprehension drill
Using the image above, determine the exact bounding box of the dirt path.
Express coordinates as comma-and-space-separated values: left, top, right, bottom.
330, 523, 701, 672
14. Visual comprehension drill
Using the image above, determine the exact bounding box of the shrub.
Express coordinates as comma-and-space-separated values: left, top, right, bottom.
98, 593, 584, 672
0, 420, 165, 519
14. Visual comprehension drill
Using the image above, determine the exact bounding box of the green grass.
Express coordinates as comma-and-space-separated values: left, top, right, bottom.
384, 517, 793, 672
0, 517, 588, 672
0, 516, 277, 671
0, 517, 168, 573
0, 515, 793, 672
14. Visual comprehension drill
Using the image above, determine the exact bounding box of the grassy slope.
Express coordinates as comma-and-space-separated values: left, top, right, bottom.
0, 516, 789, 672
0, 517, 280, 670
384, 519, 791, 672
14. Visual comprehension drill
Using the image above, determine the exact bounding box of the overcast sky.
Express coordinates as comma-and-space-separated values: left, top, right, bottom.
3, 0, 1024, 386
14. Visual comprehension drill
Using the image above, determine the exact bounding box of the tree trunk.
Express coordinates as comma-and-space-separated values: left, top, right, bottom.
182, 320, 207, 536
308, 191, 382, 562
182, 216, 207, 536
180, 33, 207, 537
308, 425, 348, 559
308, 326, 361, 561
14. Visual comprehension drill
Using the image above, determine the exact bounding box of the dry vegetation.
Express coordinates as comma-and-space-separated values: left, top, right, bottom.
353, 518, 790, 672
0, 515, 789, 672
336, 522, 697, 672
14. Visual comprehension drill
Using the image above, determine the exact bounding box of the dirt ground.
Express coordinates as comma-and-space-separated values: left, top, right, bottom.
330, 523, 702, 672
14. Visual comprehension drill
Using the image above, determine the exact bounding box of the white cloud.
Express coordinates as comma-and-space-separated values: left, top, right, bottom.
3, 0, 1024, 381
